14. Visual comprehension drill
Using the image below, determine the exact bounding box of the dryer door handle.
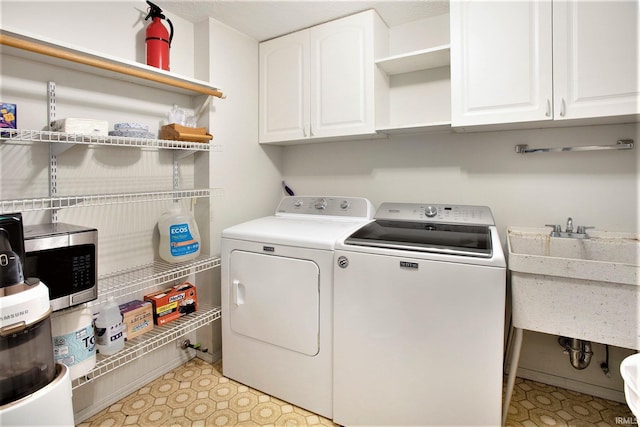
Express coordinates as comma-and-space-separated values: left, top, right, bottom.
232, 279, 245, 305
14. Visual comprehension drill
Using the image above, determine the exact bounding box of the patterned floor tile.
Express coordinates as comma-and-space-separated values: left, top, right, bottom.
78, 358, 635, 426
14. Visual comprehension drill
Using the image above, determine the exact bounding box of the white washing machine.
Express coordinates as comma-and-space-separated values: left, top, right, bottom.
221, 196, 373, 418
333, 203, 507, 426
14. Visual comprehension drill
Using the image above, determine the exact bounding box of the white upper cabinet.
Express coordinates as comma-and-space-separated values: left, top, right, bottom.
259, 10, 384, 144
450, 1, 553, 127
259, 31, 310, 143
450, 0, 639, 128
553, 1, 639, 120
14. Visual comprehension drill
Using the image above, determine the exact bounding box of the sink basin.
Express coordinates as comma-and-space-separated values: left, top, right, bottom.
507, 226, 639, 350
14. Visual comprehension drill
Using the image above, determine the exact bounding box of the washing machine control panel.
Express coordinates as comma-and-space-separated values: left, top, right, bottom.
277, 196, 374, 219
375, 203, 495, 225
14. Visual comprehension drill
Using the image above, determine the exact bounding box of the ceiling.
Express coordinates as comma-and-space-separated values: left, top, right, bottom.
161, 0, 450, 42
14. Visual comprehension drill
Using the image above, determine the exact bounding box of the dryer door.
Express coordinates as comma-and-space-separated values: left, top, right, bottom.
228, 250, 320, 356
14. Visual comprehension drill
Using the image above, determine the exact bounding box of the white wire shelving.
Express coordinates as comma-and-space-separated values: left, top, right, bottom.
0, 129, 211, 152
0, 34, 224, 392
2, 130, 222, 387
72, 303, 222, 389
0, 189, 214, 214
70, 255, 221, 389
91, 255, 221, 307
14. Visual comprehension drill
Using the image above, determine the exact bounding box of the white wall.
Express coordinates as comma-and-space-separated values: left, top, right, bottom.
282, 124, 639, 234
193, 16, 283, 362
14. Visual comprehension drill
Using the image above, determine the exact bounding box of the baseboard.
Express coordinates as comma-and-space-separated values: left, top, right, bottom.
196, 349, 221, 364
516, 367, 626, 403
73, 352, 194, 423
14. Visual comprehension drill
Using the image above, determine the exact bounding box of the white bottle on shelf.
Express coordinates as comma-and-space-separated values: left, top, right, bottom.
158, 207, 201, 263
95, 296, 124, 355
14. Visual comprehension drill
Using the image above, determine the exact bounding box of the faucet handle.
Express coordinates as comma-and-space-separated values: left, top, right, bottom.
576, 225, 594, 234
545, 224, 561, 234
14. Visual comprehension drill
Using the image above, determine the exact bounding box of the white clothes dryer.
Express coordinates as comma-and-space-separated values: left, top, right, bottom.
221, 196, 373, 418
333, 202, 507, 426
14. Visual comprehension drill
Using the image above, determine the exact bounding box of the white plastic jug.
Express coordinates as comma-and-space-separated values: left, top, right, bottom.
51, 305, 96, 380
95, 296, 124, 355
158, 207, 201, 263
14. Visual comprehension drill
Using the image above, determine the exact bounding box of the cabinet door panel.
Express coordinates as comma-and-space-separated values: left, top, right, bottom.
310, 12, 375, 138
450, 0, 553, 126
553, 1, 640, 119
259, 31, 310, 143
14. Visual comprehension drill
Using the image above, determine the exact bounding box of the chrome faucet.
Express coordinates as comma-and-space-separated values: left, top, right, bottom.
565, 217, 573, 233
545, 217, 593, 239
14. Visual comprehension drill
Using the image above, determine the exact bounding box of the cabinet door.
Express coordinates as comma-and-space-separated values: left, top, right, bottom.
309, 11, 376, 138
259, 31, 310, 143
450, 1, 553, 127
553, 1, 640, 120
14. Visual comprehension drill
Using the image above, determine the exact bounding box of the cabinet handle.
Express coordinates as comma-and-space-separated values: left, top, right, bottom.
560, 99, 566, 117
309, 125, 314, 137
546, 99, 551, 117
303, 127, 307, 137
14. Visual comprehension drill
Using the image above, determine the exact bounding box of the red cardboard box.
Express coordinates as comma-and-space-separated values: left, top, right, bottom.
143, 282, 198, 326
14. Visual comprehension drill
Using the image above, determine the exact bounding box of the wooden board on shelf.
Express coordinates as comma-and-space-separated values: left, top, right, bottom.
160, 124, 213, 143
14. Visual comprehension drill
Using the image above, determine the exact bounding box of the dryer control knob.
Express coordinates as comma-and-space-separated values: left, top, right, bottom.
425, 205, 438, 217
340, 200, 350, 210
294, 199, 303, 208
315, 198, 327, 210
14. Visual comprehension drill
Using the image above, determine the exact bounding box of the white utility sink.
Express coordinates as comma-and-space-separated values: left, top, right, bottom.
507, 226, 639, 350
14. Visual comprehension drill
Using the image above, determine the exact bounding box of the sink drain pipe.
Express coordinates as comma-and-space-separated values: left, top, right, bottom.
559, 336, 593, 370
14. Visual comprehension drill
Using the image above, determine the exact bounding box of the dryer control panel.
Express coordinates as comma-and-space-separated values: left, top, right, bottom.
276, 196, 374, 219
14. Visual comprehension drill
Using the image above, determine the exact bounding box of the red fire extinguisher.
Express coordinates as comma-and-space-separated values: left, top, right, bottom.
145, 0, 173, 71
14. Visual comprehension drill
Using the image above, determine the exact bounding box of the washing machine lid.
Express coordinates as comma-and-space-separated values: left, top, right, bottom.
343, 203, 496, 258
345, 220, 493, 257
222, 197, 374, 250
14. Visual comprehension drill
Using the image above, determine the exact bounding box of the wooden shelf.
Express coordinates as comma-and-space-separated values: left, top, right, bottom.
0, 28, 223, 98
376, 45, 451, 75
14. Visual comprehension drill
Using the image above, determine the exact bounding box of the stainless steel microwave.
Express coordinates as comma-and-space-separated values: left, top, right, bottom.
23, 223, 98, 312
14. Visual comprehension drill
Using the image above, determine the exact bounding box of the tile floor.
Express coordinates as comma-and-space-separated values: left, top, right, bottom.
79, 358, 635, 426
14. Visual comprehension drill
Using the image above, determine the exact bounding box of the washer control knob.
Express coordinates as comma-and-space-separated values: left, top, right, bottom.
315, 198, 327, 210
425, 205, 438, 217
337, 256, 349, 269
294, 199, 303, 208
340, 200, 350, 210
